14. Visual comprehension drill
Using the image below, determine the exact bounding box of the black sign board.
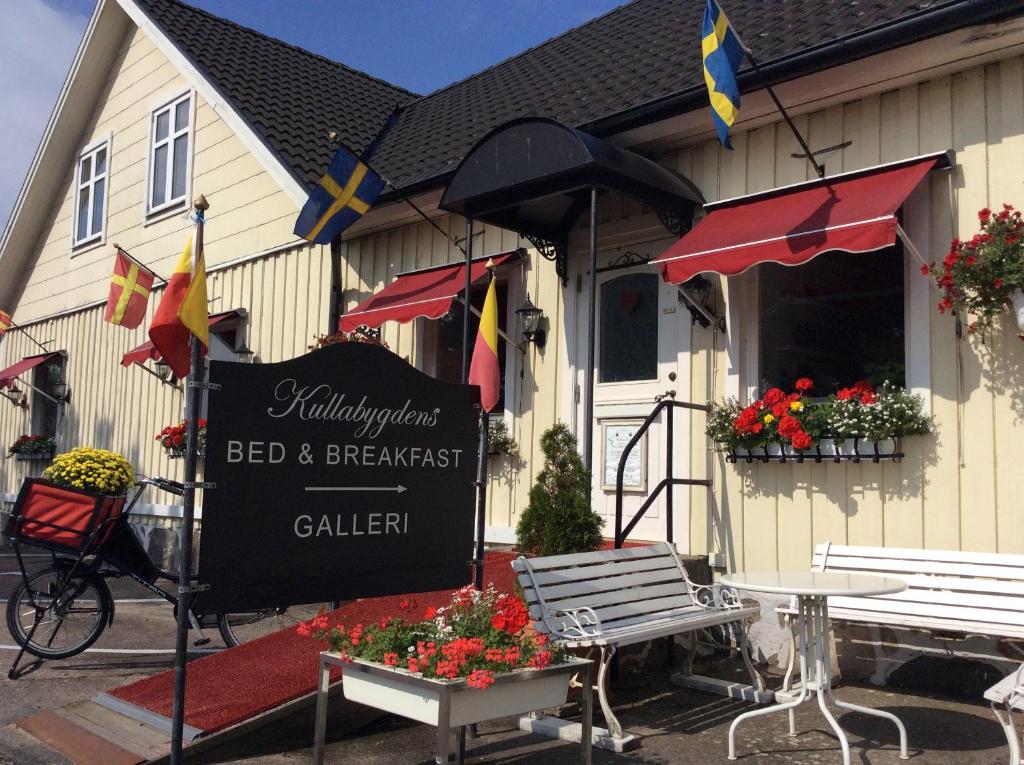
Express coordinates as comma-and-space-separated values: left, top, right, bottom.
197, 343, 480, 612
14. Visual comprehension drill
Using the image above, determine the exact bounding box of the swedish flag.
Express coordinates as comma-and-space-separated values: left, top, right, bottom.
701, 0, 744, 149
294, 144, 385, 244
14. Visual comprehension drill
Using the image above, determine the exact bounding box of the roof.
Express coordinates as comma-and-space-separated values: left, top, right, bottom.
132, 0, 417, 191
137, 0, 1021, 198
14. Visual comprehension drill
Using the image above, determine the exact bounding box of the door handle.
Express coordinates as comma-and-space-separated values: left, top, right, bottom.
655, 389, 676, 402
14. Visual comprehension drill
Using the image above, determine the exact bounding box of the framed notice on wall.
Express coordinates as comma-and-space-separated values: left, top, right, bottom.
601, 420, 646, 493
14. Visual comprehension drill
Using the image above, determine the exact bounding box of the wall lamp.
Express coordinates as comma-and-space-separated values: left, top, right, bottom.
678, 275, 725, 332
153, 359, 173, 381
515, 294, 546, 349
2, 385, 28, 409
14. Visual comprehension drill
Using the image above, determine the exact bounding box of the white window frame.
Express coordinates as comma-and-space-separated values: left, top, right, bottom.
725, 188, 932, 414
71, 136, 111, 251
146, 90, 195, 217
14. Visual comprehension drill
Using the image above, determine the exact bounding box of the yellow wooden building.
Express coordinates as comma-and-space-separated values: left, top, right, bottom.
2, 0, 1024, 591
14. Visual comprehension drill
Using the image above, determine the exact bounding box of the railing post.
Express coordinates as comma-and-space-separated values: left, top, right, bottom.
666, 404, 674, 546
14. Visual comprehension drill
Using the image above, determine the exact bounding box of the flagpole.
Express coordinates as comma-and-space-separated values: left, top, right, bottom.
3, 319, 51, 354
169, 194, 208, 765
472, 260, 495, 592
113, 243, 169, 285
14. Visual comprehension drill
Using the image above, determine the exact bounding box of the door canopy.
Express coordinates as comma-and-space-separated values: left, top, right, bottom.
440, 118, 704, 281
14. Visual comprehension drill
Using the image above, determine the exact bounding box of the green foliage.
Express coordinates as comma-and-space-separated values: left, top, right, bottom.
516, 423, 602, 557
487, 420, 521, 462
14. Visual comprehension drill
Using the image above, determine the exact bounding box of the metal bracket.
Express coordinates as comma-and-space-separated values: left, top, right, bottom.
178, 582, 211, 594
188, 381, 222, 391
525, 234, 568, 286
183, 481, 216, 490
656, 207, 691, 238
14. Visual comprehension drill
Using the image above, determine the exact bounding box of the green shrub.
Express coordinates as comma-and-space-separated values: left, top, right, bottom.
515, 423, 602, 557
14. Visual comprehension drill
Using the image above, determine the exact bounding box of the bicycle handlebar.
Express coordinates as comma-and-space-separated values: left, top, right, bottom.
135, 475, 185, 496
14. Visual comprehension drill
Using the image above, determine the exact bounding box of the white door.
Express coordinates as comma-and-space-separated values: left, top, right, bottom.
573, 238, 692, 546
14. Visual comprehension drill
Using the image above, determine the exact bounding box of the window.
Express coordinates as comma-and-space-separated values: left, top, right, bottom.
148, 93, 192, 213
757, 248, 905, 397
73, 141, 109, 247
31, 355, 66, 439
428, 282, 509, 413
598, 272, 659, 383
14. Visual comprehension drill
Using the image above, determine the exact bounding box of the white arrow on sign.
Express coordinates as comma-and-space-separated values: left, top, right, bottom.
304, 485, 407, 493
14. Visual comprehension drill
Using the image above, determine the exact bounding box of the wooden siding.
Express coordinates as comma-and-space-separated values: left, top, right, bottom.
0, 243, 330, 495
13, 25, 301, 324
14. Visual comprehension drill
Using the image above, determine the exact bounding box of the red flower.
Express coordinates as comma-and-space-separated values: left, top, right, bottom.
777, 415, 803, 439
979, 207, 992, 222
794, 377, 814, 392
762, 388, 787, 407
424, 606, 438, 620
920, 264, 930, 276
995, 278, 1003, 289
791, 430, 813, 450
467, 669, 495, 689
771, 402, 789, 419
383, 652, 399, 666
837, 388, 854, 400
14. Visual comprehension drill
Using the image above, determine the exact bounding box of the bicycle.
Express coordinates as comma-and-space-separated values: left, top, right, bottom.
5, 475, 334, 678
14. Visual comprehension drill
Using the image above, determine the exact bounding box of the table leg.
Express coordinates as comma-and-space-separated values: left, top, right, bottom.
580, 661, 593, 765
728, 603, 810, 761
312, 656, 331, 765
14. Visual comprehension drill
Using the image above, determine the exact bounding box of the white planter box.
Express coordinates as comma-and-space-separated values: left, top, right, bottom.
342, 655, 578, 727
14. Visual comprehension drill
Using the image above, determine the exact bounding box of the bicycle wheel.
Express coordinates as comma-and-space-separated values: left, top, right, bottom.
218, 602, 341, 647
6, 565, 111, 659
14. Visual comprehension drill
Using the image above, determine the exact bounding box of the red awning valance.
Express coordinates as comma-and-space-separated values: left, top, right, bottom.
120, 310, 241, 367
338, 251, 520, 332
0, 352, 60, 389
653, 153, 951, 284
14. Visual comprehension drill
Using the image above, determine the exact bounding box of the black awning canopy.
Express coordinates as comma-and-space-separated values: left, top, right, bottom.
439, 118, 704, 250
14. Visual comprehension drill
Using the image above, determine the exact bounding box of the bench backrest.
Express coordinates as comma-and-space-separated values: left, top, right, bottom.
512, 543, 697, 638
811, 542, 1024, 634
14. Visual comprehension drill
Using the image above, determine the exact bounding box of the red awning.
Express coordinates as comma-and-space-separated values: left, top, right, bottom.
653, 153, 950, 284
120, 310, 241, 367
339, 251, 520, 332
0, 352, 59, 389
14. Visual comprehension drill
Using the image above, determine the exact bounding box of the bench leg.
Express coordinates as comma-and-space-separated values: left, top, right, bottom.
683, 632, 697, 675
596, 645, 625, 740
733, 620, 766, 692
993, 702, 1022, 765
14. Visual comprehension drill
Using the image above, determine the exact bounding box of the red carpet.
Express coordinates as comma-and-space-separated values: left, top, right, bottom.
106, 551, 519, 734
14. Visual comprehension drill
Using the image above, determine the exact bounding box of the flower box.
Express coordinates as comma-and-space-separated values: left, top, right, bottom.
167, 448, 205, 460
6, 478, 126, 554
13, 451, 54, 462
340, 655, 585, 728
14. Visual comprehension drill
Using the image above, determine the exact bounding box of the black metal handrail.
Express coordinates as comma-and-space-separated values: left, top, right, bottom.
613, 399, 712, 548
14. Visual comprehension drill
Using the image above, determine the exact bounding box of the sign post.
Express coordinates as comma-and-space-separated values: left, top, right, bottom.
170, 195, 208, 765
198, 342, 479, 611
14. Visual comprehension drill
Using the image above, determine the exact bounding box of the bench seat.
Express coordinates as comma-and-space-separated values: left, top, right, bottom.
513, 542, 769, 751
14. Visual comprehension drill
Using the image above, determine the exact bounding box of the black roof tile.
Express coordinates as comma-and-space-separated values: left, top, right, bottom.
136, 0, 1016, 195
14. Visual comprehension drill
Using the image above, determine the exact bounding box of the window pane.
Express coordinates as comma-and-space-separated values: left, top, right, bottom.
599, 273, 658, 383
94, 148, 107, 175
155, 110, 169, 141
758, 249, 905, 396
79, 155, 92, 183
91, 178, 105, 235
174, 98, 190, 130
171, 134, 188, 199
151, 144, 168, 208
76, 186, 91, 242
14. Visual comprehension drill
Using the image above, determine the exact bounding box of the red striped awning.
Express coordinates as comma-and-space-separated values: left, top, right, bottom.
338, 251, 520, 332
120, 310, 241, 367
0, 352, 59, 389
653, 153, 950, 284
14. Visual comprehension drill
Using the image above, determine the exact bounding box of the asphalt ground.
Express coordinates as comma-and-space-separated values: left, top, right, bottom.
0, 548, 228, 765
0, 548, 1016, 764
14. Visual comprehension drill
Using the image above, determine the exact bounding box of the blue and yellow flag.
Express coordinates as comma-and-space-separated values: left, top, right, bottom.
294, 144, 385, 244
701, 0, 744, 149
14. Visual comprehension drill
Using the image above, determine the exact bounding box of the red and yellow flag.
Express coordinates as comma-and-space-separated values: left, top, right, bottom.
468, 267, 500, 412
104, 251, 156, 329
148, 229, 208, 379
0, 310, 11, 339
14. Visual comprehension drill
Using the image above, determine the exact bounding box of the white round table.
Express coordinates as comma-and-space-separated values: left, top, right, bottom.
720, 572, 910, 764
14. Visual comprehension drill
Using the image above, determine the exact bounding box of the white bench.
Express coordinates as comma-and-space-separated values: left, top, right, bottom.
986, 665, 1024, 765
779, 543, 1024, 694
513, 542, 771, 751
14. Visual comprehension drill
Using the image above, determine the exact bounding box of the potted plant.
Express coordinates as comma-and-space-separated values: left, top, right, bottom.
487, 420, 521, 462
927, 203, 1024, 334
299, 586, 583, 728
307, 327, 389, 350
854, 381, 931, 456
155, 419, 206, 459
8, 448, 135, 553
7, 434, 56, 461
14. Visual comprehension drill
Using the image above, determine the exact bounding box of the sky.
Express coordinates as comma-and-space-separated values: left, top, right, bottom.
0, 0, 626, 230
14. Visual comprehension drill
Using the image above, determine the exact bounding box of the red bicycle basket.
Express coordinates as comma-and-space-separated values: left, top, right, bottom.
8, 479, 126, 553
